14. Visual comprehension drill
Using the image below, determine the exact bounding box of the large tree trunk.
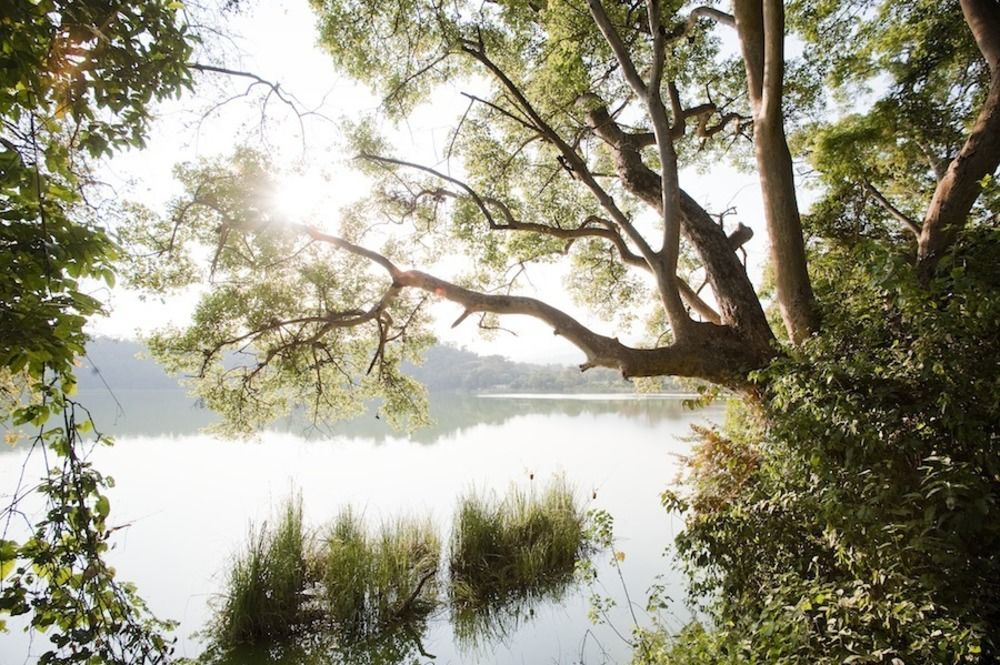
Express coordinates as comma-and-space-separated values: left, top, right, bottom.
733, 0, 818, 344
918, 0, 1000, 277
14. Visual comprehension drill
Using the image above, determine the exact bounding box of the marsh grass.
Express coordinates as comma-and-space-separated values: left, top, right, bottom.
319, 509, 440, 637
449, 477, 590, 613
205, 481, 590, 658
211, 497, 308, 648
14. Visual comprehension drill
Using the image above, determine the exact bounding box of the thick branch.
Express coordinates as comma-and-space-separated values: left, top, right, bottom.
587, 0, 648, 96
690, 6, 736, 29
585, 104, 773, 350
962, 0, 1000, 74
587, 0, 691, 335
299, 225, 768, 386
678, 279, 722, 324
733, 0, 818, 343
761, 0, 784, 119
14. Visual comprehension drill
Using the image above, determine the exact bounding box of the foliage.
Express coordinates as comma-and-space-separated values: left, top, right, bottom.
1, 0, 193, 385
120, 150, 436, 436
1, 2, 193, 661
791, 0, 991, 241
651, 229, 1000, 663
0, 400, 176, 664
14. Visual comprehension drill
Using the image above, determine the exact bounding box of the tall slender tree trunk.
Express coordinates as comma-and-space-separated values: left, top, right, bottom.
734, 0, 818, 344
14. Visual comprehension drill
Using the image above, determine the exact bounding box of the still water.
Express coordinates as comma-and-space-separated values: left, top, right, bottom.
0, 391, 719, 664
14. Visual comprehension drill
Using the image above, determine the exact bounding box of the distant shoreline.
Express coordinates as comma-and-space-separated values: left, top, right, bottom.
477, 392, 706, 401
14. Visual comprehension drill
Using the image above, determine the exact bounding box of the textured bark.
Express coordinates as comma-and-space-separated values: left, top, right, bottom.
917, 0, 1000, 276
733, 0, 818, 344
585, 106, 774, 356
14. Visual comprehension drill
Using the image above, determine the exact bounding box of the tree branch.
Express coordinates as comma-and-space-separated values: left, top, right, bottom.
359, 153, 652, 270
863, 180, 921, 237
690, 6, 735, 29
295, 224, 767, 385
584, 103, 773, 349
587, 0, 691, 335
917, 0, 1000, 275
456, 40, 660, 270
961, 0, 1000, 75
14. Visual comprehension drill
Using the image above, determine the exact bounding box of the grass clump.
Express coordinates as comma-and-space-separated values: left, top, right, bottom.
449, 476, 589, 609
319, 509, 440, 636
211, 497, 308, 647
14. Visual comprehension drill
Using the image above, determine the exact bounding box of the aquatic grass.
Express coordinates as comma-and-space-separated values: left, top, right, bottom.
203, 482, 589, 658
318, 508, 369, 628
449, 476, 590, 609
319, 509, 440, 636
211, 496, 308, 647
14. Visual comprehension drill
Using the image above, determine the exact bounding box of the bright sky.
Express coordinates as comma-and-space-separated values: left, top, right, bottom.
88, 0, 779, 365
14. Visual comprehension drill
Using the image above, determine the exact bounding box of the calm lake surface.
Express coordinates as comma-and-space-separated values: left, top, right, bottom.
0, 391, 719, 664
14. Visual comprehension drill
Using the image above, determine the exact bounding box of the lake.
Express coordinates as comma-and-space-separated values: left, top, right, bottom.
0, 391, 719, 664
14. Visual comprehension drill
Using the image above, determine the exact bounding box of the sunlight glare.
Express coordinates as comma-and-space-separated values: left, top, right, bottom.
270, 171, 331, 224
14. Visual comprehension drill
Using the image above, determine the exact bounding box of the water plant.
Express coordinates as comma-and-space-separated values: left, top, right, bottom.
319, 509, 440, 636
209, 497, 308, 647
202, 481, 593, 659
449, 477, 590, 612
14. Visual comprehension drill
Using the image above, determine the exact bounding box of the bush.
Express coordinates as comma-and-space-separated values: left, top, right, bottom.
647, 233, 1000, 663
450, 477, 589, 608
319, 509, 440, 636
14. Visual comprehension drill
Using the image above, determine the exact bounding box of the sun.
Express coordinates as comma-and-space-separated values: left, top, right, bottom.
269, 171, 331, 224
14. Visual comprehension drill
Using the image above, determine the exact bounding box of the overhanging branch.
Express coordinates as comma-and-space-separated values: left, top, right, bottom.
294, 223, 767, 385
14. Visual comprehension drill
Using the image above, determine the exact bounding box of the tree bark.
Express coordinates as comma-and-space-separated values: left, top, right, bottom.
301, 225, 772, 387
733, 0, 818, 344
585, 106, 775, 356
917, 0, 1000, 276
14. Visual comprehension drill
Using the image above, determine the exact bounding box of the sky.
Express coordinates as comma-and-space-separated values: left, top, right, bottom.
88, 0, 781, 365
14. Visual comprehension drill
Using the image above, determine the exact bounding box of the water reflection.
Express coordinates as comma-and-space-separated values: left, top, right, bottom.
1, 390, 698, 445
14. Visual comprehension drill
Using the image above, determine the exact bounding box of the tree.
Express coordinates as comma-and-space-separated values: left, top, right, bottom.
1, 2, 192, 661
127, 0, 996, 421
120, 0, 999, 660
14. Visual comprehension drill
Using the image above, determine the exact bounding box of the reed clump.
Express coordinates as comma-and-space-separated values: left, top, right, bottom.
319, 509, 440, 636
211, 497, 308, 647
449, 476, 589, 609
207, 480, 591, 656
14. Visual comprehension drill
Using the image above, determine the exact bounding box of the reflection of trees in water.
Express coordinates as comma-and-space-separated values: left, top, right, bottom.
314, 394, 700, 444
5, 392, 704, 445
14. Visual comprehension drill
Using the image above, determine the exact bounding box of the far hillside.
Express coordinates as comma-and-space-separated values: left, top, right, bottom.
77, 338, 685, 395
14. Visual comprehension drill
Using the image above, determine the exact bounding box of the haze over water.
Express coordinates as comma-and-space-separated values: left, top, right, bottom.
1, 391, 718, 664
